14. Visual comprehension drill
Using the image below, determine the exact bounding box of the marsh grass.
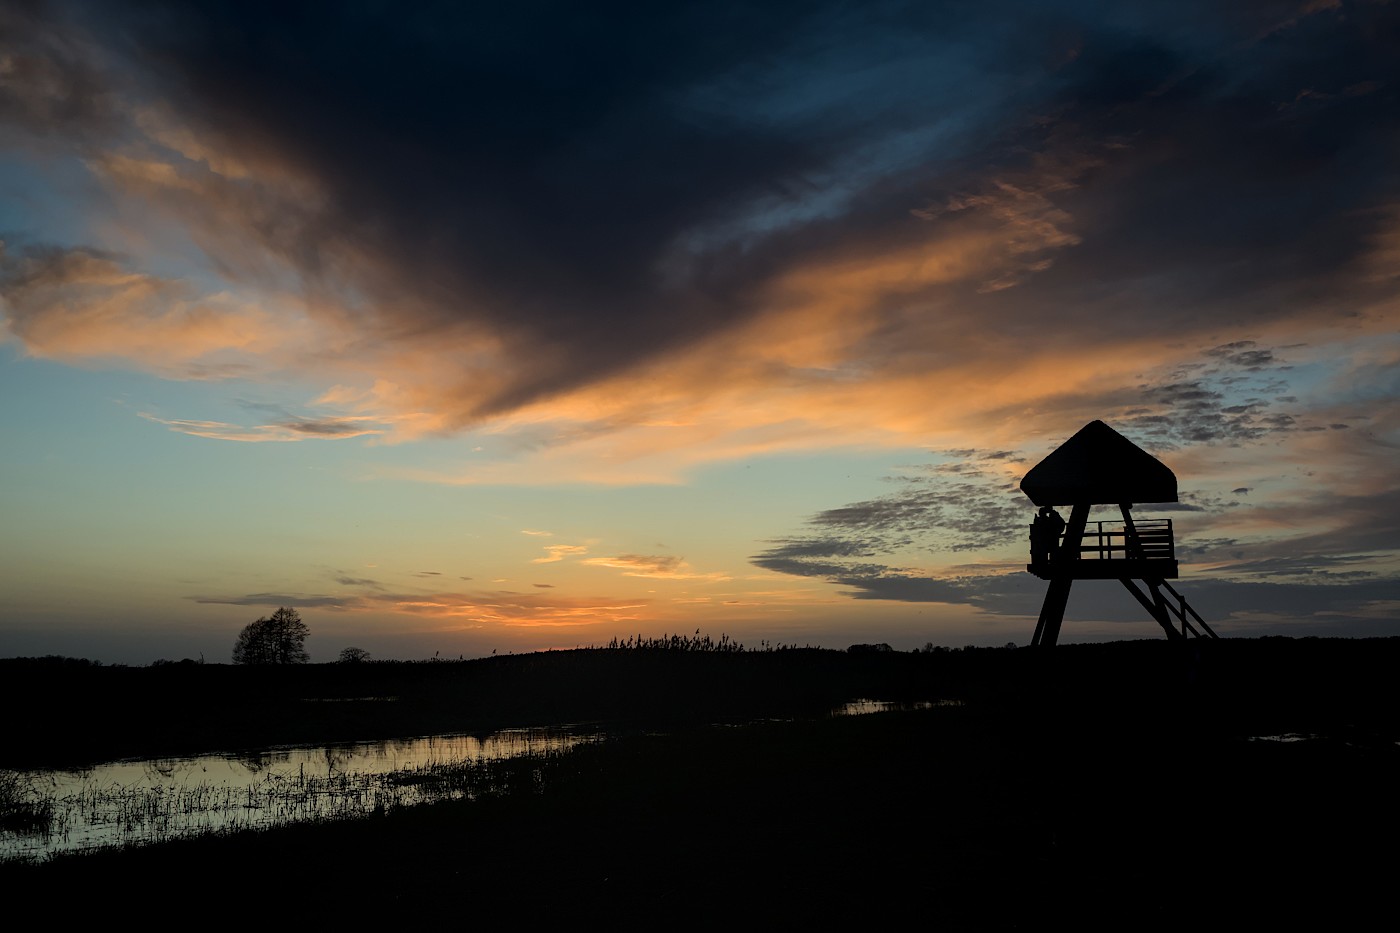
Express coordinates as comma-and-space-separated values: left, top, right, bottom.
1, 740, 599, 863
3, 696, 918, 862
0, 770, 53, 836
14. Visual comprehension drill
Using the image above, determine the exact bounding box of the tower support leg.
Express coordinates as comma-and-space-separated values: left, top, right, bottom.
1033, 576, 1074, 647
1033, 502, 1090, 647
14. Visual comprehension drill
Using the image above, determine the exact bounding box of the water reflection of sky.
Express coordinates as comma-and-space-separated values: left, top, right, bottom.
44, 729, 588, 796
3, 701, 941, 862
3, 728, 598, 863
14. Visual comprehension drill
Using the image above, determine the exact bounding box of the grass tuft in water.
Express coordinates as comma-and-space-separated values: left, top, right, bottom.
0, 770, 53, 836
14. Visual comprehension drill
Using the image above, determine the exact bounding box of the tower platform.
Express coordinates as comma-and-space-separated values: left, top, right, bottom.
1027, 518, 1178, 580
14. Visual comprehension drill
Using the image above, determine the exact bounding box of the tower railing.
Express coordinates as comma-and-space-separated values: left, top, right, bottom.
1067, 518, 1174, 562
1028, 517, 1177, 581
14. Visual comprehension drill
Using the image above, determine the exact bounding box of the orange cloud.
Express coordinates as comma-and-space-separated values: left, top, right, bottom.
582, 554, 731, 581
363, 590, 652, 628
0, 245, 290, 374
531, 544, 589, 564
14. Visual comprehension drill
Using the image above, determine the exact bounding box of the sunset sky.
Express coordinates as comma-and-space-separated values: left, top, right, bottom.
2, 0, 1398, 663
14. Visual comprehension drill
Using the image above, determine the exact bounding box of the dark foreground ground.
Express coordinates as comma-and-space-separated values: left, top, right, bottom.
4, 638, 1399, 926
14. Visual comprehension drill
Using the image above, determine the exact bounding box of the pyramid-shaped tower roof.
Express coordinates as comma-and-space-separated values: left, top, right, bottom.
1019, 420, 1177, 506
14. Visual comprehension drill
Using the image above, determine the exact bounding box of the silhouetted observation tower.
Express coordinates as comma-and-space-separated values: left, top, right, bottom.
1020, 420, 1217, 647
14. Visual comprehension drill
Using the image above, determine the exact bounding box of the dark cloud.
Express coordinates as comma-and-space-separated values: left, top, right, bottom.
812, 563, 1400, 637
834, 573, 972, 603
1206, 342, 1276, 370
334, 575, 381, 589
1115, 342, 1313, 448
754, 537, 878, 561
750, 549, 898, 581
1165, 577, 1400, 626
769, 470, 1027, 559
233, 401, 382, 438
278, 419, 374, 437
7, 1, 1397, 429
1176, 537, 1243, 560
188, 592, 349, 609
1227, 485, 1400, 570
754, 446, 1031, 591
75, 0, 903, 416
964, 572, 1400, 637
0, 2, 120, 141
1154, 490, 1247, 513
1004, 4, 1400, 326
1216, 553, 1382, 580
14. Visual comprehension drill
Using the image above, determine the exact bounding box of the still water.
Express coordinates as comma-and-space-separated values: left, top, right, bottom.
1, 700, 933, 862
1, 727, 598, 862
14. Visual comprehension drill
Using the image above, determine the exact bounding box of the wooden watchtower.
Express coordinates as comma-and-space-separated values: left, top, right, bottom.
1021, 420, 1217, 647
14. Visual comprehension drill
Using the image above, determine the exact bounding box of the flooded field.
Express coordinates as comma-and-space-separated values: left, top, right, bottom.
1, 699, 935, 862
0, 726, 601, 862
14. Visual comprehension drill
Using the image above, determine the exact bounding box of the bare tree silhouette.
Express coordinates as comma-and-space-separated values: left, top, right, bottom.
232, 607, 310, 664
